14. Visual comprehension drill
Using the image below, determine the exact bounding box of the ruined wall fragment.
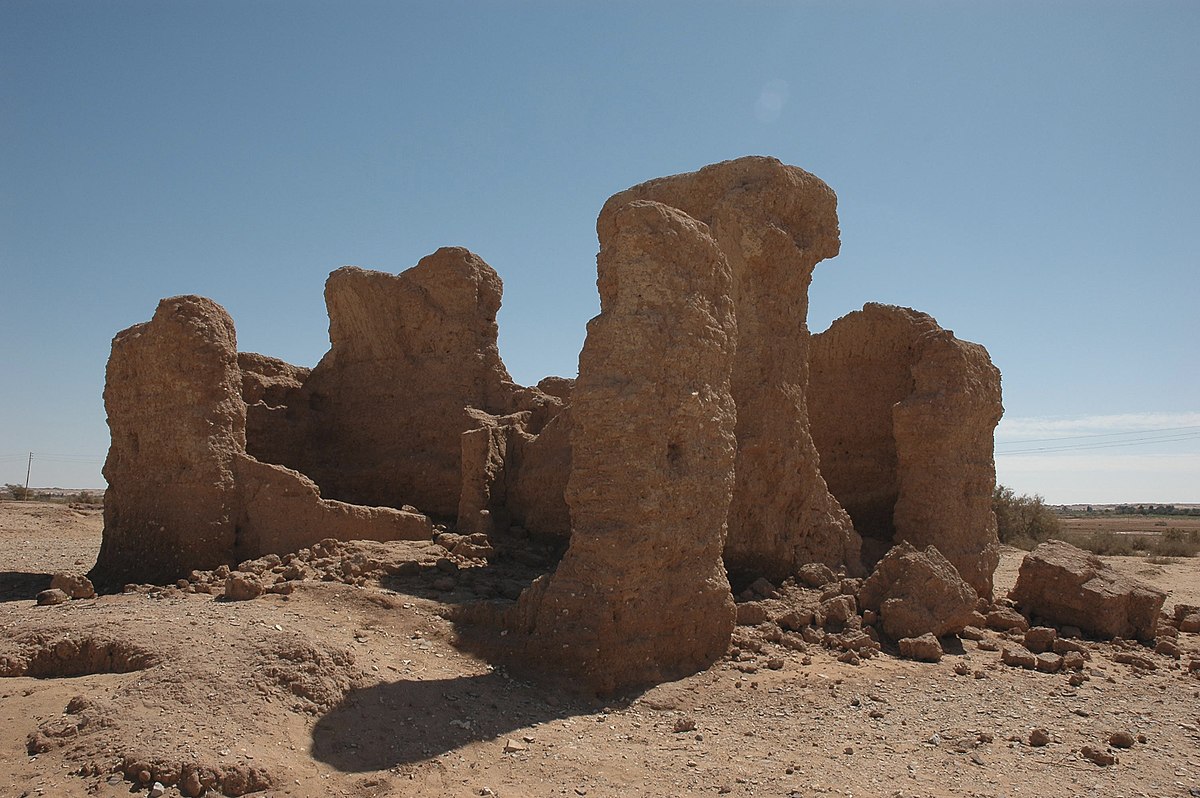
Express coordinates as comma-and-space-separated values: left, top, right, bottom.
94, 297, 432, 587
1012, 540, 1166, 640
93, 296, 246, 586
266, 248, 521, 517
599, 156, 859, 579
512, 200, 738, 693
456, 405, 573, 540
234, 455, 430, 558
239, 352, 309, 470
809, 303, 1003, 596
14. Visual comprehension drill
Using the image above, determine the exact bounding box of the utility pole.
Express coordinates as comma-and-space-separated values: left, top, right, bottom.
24, 452, 31, 500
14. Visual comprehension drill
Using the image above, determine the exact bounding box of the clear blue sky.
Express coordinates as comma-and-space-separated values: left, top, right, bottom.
2, 1, 1197, 502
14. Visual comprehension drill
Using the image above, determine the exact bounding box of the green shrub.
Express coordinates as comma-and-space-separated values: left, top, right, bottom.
993, 485, 1061, 549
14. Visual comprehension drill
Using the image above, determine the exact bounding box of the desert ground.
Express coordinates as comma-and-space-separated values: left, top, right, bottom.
1, 500, 1198, 798
1057, 514, 1200, 539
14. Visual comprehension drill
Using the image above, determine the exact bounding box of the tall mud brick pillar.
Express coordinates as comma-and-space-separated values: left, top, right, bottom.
513, 200, 739, 694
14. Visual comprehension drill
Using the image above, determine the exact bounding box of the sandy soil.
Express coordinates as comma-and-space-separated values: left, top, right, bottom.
1, 501, 1198, 798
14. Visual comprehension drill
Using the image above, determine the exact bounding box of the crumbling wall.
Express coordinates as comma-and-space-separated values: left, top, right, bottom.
809, 303, 1003, 597
455, 405, 573, 539
94, 296, 245, 586
239, 352, 309, 471
93, 296, 432, 588
511, 200, 738, 693
263, 248, 522, 517
233, 455, 429, 558
598, 156, 860, 580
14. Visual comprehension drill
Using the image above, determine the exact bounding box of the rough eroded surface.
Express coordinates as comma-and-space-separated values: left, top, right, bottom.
94, 297, 431, 587
1011, 540, 1166, 641
599, 156, 860, 580
94, 296, 245, 586
810, 303, 1002, 596
268, 248, 527, 517
512, 200, 738, 693
857, 541, 979, 641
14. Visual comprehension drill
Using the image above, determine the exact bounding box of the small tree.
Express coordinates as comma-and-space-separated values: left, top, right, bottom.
4, 483, 31, 500
993, 484, 1061, 549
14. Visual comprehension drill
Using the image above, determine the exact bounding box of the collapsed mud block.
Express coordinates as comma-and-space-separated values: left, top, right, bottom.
857, 541, 979, 641
809, 303, 1003, 597
1011, 539, 1166, 641
599, 156, 860, 580
511, 200, 738, 694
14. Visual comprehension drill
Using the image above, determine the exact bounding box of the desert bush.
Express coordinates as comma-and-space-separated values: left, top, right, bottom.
993, 485, 1061, 549
1149, 528, 1200, 558
1064, 529, 1139, 557
3, 483, 31, 500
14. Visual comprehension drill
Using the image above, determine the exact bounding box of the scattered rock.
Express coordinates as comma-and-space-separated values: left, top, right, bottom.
673, 717, 697, 733
898, 633, 943, 662
1029, 728, 1051, 747
1154, 638, 1181, 658
797, 563, 837, 588
1011, 540, 1166, 641
1023, 626, 1056, 654
224, 573, 264, 602
736, 602, 770, 627
35, 588, 70, 606
1034, 653, 1062, 673
1080, 746, 1116, 766
858, 542, 978, 640
1001, 645, 1037, 670
50, 573, 95, 600
985, 607, 1029, 633
1108, 731, 1135, 748
1113, 651, 1156, 670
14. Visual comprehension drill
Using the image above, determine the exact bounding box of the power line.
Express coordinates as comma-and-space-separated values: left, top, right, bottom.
35, 455, 105, 464
996, 431, 1200, 456
995, 424, 1200, 447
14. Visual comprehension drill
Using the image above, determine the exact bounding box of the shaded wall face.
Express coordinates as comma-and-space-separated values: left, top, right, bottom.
809, 305, 930, 553
809, 304, 1003, 598
93, 296, 245, 586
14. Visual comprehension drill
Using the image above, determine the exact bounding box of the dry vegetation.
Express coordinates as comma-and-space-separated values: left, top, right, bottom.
994, 487, 1200, 560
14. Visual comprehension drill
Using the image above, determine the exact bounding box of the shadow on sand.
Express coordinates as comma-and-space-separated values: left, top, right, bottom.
310, 671, 593, 771
0, 571, 51, 602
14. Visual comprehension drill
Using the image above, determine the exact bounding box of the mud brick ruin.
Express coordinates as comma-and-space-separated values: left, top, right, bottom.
92, 156, 1011, 693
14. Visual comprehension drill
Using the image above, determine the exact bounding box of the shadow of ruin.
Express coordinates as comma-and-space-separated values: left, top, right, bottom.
90, 156, 1035, 697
